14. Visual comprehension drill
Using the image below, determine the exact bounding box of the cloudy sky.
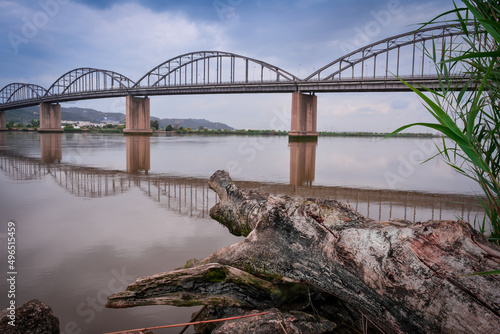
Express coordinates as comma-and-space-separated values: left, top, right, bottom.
0, 0, 456, 131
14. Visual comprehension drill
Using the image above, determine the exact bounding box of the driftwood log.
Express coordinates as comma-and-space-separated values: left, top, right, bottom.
107, 170, 500, 333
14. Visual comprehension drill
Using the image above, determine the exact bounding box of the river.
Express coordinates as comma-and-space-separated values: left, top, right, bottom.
0, 132, 484, 333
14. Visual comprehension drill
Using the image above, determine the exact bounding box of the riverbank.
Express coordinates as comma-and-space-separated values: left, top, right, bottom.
163, 129, 439, 138
3, 127, 440, 138
4, 127, 121, 133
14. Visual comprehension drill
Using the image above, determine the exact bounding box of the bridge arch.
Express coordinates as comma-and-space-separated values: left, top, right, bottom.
0, 83, 49, 104
305, 24, 468, 81
134, 51, 299, 88
46, 68, 136, 96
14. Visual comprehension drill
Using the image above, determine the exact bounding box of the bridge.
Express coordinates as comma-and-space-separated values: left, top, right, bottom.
0, 24, 469, 136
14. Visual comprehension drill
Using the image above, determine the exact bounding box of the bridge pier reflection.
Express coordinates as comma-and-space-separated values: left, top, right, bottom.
123, 96, 153, 134
126, 135, 150, 174
38, 102, 63, 132
40, 133, 62, 163
0, 111, 7, 131
0, 133, 6, 152
289, 140, 316, 188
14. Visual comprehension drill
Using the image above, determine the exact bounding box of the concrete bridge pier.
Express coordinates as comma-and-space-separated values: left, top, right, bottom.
289, 92, 318, 140
38, 103, 63, 132
124, 96, 153, 135
0, 111, 7, 131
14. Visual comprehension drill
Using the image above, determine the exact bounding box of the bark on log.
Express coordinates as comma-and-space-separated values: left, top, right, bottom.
108, 170, 500, 334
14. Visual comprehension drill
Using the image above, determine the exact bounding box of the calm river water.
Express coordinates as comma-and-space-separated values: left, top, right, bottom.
0, 132, 484, 333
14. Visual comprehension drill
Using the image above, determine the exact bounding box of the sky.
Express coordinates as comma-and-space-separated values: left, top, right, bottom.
0, 0, 457, 131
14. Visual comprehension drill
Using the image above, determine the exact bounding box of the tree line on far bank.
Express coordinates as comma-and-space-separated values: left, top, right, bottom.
4, 119, 438, 138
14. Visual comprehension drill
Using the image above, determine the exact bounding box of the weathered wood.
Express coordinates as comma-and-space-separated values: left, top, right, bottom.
198, 307, 336, 334
107, 263, 290, 309
108, 170, 500, 334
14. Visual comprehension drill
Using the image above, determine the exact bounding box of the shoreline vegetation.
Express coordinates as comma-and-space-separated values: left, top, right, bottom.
163, 129, 439, 137
5, 120, 439, 137
386, 0, 500, 242
4, 126, 440, 138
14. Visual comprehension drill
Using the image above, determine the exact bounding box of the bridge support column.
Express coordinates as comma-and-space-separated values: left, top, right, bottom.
0, 111, 7, 131
124, 96, 153, 135
289, 92, 318, 140
38, 103, 63, 132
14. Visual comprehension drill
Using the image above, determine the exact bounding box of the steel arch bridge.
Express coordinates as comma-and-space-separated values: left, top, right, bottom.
305, 24, 465, 81
0, 83, 49, 106
47, 68, 136, 96
134, 51, 300, 88
0, 24, 472, 112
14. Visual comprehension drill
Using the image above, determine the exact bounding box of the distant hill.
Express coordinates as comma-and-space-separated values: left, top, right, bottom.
155, 118, 233, 130
4, 106, 40, 124
5, 106, 125, 124
62, 107, 126, 123
6, 106, 234, 130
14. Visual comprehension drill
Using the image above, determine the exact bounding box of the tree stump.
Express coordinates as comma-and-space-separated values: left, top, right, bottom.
108, 170, 500, 334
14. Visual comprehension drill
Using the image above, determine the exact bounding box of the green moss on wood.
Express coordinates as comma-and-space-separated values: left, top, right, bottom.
205, 267, 227, 282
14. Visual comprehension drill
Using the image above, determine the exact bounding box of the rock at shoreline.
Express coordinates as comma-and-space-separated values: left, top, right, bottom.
0, 299, 59, 334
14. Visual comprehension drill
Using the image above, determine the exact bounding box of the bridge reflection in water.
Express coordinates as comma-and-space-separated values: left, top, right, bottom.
0, 133, 484, 224
40, 132, 62, 163
289, 140, 316, 188
126, 135, 150, 174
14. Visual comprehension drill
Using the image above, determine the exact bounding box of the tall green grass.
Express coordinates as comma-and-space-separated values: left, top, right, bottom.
387, 0, 500, 243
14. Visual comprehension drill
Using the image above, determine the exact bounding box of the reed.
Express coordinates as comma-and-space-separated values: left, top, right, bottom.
387, 0, 500, 243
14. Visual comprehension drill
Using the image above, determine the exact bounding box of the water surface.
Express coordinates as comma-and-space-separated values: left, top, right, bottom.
0, 132, 484, 333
